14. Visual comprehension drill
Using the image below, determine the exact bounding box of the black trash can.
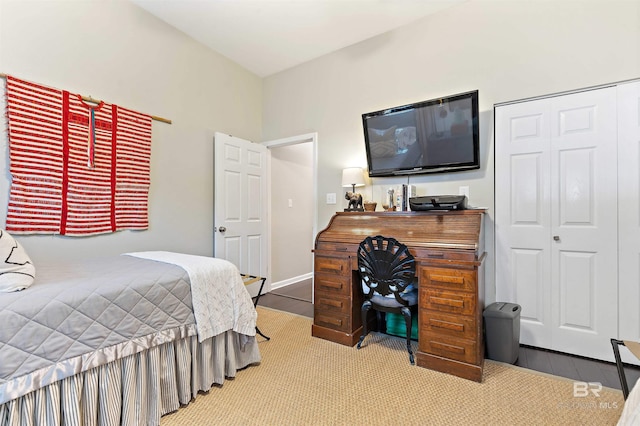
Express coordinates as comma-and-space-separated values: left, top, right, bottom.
483, 302, 521, 364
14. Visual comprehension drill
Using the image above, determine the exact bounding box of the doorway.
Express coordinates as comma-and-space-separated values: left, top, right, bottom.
263, 133, 317, 298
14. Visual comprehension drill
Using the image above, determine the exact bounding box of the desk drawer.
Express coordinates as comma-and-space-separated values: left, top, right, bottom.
314, 310, 350, 332
315, 291, 350, 315
315, 242, 356, 253
421, 289, 476, 316
419, 332, 478, 365
315, 255, 350, 276
420, 310, 476, 341
420, 266, 476, 292
315, 272, 351, 296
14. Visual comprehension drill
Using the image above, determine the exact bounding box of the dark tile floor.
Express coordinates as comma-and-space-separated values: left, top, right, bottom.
257, 280, 640, 393
259, 280, 314, 318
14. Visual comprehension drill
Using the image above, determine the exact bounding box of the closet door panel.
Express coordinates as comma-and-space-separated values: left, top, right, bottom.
549, 87, 617, 361
558, 148, 594, 224
511, 154, 544, 224
512, 248, 545, 326
558, 250, 596, 328
618, 81, 640, 360
495, 99, 552, 348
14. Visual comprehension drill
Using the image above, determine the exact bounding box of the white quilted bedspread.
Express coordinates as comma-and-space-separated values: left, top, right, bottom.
125, 251, 257, 342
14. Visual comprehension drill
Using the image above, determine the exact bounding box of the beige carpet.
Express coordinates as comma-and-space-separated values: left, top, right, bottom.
161, 307, 624, 425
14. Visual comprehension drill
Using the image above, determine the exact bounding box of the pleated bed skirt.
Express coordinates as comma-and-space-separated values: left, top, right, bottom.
0, 330, 261, 426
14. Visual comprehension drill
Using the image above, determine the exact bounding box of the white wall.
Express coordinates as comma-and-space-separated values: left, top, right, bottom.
270, 143, 314, 284
0, 0, 262, 263
261, 0, 640, 303
0, 0, 638, 293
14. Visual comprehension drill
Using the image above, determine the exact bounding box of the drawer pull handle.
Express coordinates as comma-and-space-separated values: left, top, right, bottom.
335, 247, 348, 251
430, 318, 464, 332
319, 280, 343, 290
318, 263, 343, 272
430, 296, 464, 308
320, 300, 343, 309
432, 341, 465, 354
431, 274, 464, 285
428, 253, 444, 258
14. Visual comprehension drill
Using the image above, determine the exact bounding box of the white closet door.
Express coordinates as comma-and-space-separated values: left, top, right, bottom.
496, 87, 618, 360
618, 81, 640, 355
495, 98, 552, 349
548, 88, 617, 360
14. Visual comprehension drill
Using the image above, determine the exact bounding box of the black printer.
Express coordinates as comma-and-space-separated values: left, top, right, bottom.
409, 195, 468, 211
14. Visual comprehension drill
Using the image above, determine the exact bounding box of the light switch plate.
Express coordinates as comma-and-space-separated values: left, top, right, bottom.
326, 193, 336, 204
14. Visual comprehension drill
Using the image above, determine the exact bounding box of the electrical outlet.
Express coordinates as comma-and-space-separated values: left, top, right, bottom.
326, 193, 336, 204
459, 186, 470, 198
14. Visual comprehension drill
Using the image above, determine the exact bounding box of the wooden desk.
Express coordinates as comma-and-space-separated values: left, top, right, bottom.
312, 210, 485, 382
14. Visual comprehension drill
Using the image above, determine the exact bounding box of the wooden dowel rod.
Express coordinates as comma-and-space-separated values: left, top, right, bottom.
0, 73, 172, 124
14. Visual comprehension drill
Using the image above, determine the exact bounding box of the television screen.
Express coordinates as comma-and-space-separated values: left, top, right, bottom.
362, 90, 479, 177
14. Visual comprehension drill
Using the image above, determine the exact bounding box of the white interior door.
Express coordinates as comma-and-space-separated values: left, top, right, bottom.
495, 87, 618, 361
214, 132, 268, 297
495, 97, 553, 350
548, 88, 617, 360
618, 81, 640, 364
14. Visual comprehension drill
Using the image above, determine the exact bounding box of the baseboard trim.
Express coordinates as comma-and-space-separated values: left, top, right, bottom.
271, 273, 313, 290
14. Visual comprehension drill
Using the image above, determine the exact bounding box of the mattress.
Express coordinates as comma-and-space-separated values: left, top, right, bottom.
0, 255, 197, 404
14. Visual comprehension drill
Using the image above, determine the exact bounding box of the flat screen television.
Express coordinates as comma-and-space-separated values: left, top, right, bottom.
362, 90, 479, 177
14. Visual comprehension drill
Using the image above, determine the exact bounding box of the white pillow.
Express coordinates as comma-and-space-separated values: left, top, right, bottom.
0, 230, 35, 292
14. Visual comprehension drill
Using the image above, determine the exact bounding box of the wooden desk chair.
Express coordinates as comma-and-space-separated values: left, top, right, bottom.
356, 235, 418, 364
241, 274, 270, 340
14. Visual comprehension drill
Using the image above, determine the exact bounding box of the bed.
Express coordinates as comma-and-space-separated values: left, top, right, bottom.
619, 379, 640, 425
0, 251, 261, 425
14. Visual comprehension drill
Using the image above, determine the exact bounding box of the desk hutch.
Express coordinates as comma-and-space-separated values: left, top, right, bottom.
312, 210, 486, 382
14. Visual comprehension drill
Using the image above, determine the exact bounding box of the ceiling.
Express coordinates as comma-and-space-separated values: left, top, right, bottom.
131, 0, 467, 77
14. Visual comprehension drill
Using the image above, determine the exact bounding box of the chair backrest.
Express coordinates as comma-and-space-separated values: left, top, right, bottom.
358, 235, 416, 305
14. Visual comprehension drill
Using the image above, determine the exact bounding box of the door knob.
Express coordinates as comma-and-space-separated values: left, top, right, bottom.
553, 235, 560, 241
218, 226, 227, 233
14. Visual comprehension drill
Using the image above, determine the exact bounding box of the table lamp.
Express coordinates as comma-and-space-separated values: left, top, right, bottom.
342, 167, 365, 211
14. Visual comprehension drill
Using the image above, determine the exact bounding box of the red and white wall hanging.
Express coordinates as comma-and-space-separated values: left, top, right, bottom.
3, 75, 166, 236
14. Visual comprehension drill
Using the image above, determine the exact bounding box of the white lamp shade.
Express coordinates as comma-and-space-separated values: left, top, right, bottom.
341, 167, 365, 188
